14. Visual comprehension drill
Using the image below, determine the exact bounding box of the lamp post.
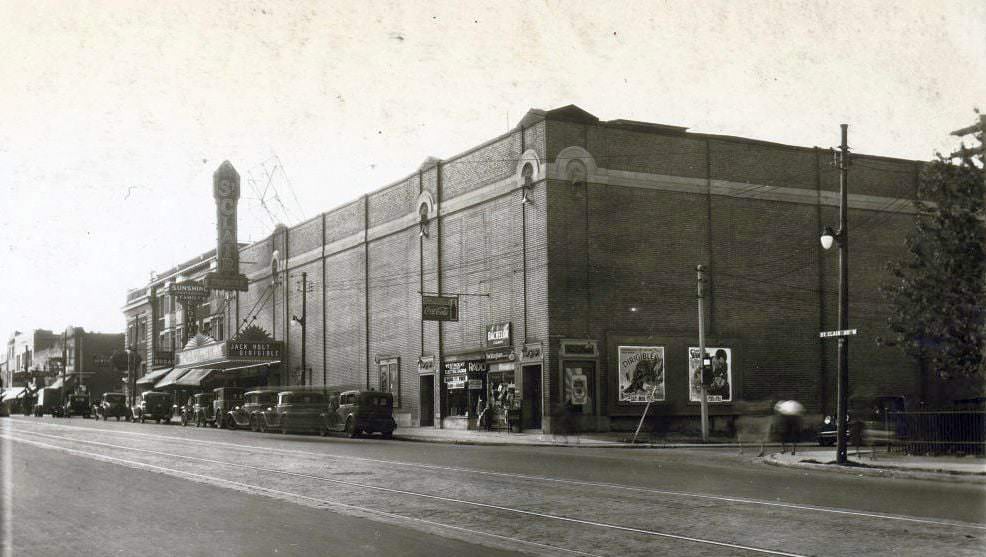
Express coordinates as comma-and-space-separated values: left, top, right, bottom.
820, 124, 851, 465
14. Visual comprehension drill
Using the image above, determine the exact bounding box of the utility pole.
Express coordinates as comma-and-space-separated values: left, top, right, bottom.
697, 264, 708, 442
835, 124, 851, 466
292, 272, 307, 387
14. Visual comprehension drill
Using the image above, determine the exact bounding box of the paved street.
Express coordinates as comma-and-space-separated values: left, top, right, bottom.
2, 416, 984, 557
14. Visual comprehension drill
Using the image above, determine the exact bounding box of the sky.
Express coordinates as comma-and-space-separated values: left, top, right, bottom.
1, 0, 984, 340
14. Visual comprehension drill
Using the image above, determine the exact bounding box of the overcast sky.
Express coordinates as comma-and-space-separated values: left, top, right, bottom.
1, 0, 984, 341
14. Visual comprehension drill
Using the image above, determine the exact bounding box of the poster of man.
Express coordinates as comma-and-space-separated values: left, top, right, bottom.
618, 346, 665, 403
688, 347, 732, 403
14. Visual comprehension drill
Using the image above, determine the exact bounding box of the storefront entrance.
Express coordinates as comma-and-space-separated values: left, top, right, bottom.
419, 374, 434, 427
522, 364, 541, 429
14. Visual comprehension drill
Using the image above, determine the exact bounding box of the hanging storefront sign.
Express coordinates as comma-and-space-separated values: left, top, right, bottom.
417, 355, 436, 374
204, 161, 249, 292
167, 281, 210, 303
421, 295, 459, 321
520, 342, 543, 362
688, 347, 732, 403
617, 345, 666, 403
484, 348, 515, 362
486, 322, 512, 348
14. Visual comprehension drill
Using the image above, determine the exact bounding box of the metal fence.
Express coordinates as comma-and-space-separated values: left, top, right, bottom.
884, 411, 986, 456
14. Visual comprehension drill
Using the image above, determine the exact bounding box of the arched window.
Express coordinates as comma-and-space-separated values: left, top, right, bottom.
419, 202, 430, 238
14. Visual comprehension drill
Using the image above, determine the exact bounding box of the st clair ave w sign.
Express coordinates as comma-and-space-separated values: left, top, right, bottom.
422, 295, 458, 322
819, 329, 858, 338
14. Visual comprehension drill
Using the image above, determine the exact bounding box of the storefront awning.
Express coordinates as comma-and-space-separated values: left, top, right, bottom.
1, 387, 27, 403
137, 367, 173, 386
173, 367, 216, 388
153, 366, 197, 390
47, 376, 74, 390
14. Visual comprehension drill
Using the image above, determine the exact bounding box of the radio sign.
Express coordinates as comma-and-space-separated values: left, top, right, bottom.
204, 161, 249, 292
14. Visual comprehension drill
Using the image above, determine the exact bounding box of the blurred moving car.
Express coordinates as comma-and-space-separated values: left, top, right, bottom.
133, 391, 172, 424
97, 393, 129, 421
33, 387, 62, 417
62, 393, 92, 418
321, 390, 396, 439
817, 395, 907, 446
258, 390, 327, 434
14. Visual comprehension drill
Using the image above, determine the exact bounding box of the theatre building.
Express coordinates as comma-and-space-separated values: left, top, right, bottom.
126, 105, 930, 433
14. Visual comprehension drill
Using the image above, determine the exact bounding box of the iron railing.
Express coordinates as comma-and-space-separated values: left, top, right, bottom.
885, 410, 986, 456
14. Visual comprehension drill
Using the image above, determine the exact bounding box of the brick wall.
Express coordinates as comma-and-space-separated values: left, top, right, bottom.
544, 118, 922, 429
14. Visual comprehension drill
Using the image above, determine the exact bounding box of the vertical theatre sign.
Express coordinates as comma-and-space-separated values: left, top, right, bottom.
204, 161, 249, 292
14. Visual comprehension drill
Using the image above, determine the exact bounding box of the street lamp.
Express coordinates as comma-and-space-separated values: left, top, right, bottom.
820, 124, 851, 466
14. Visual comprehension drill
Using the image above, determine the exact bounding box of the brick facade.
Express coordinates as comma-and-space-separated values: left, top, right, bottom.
124, 105, 926, 433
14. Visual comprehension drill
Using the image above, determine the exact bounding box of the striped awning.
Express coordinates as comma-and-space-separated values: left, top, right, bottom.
153, 366, 197, 390
173, 367, 216, 387
137, 367, 173, 386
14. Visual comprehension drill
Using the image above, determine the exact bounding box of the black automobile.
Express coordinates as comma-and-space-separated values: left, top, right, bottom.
258, 391, 327, 434
191, 392, 215, 428
97, 393, 129, 421
228, 390, 277, 431
133, 391, 172, 424
818, 396, 906, 446
62, 393, 92, 418
321, 390, 396, 438
213, 387, 244, 429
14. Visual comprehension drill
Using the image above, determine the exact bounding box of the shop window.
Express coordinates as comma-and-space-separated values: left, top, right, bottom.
378, 358, 399, 406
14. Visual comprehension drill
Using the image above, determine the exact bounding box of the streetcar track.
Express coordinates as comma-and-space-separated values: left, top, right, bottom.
12, 418, 985, 531
4, 430, 810, 557
2, 433, 598, 557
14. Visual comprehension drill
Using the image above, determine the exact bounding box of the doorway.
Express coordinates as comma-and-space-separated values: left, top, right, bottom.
419, 375, 434, 427
522, 365, 541, 429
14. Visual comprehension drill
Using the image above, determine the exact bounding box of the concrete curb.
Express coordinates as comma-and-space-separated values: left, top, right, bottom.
763, 453, 986, 484
393, 434, 806, 450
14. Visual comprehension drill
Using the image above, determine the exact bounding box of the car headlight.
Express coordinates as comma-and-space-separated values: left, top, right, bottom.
823, 416, 832, 425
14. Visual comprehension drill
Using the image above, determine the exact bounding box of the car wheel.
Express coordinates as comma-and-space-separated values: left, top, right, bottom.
281, 426, 288, 435
381, 431, 393, 440
116, 416, 121, 422
345, 418, 358, 438
215, 414, 224, 429
139, 415, 144, 424
249, 417, 257, 432
227, 417, 236, 431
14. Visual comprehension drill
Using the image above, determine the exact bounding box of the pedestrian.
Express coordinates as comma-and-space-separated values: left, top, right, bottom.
773, 399, 805, 455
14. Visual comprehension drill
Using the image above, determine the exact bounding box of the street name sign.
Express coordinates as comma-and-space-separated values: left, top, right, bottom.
819, 329, 858, 338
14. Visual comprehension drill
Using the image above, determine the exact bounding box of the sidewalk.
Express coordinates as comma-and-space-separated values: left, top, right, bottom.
765, 448, 986, 483
395, 427, 986, 482
394, 426, 733, 448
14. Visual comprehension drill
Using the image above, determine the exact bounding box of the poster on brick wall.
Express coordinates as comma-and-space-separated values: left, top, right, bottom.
617, 346, 665, 403
688, 347, 732, 403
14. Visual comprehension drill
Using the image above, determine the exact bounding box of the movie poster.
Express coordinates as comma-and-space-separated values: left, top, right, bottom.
688, 347, 732, 403
617, 346, 666, 403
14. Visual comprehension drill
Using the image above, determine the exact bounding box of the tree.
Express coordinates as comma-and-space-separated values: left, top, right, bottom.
882, 116, 985, 380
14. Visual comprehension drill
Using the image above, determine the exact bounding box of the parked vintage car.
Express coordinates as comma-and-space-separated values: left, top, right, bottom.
213, 387, 244, 429
321, 390, 396, 438
97, 392, 129, 421
133, 391, 172, 424
817, 395, 907, 446
62, 393, 92, 418
191, 392, 215, 427
258, 390, 328, 434
228, 390, 278, 431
